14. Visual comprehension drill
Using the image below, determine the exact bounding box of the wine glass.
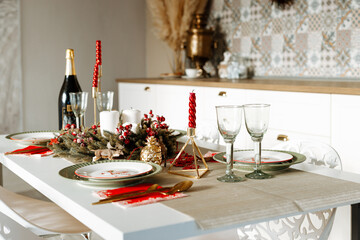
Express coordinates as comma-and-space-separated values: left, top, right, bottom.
243, 104, 271, 179
69, 92, 88, 129
215, 105, 243, 182
96, 91, 114, 112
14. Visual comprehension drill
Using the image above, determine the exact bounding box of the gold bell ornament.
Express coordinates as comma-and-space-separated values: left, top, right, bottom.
140, 136, 162, 165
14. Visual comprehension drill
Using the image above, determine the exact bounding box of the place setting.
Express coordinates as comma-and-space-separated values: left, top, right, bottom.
59, 160, 163, 187
213, 103, 306, 181
5, 131, 59, 147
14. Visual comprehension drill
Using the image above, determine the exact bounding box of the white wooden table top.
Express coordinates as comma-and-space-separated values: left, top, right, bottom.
1, 135, 360, 240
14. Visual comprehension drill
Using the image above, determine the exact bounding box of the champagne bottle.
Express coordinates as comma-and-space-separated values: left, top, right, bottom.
58, 49, 82, 130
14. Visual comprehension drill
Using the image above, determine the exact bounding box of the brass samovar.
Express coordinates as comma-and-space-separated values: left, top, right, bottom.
186, 14, 214, 77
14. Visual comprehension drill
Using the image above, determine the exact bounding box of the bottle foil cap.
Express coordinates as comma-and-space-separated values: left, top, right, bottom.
66, 49, 74, 59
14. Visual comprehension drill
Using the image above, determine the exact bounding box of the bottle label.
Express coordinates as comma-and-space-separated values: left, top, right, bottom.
67, 105, 72, 112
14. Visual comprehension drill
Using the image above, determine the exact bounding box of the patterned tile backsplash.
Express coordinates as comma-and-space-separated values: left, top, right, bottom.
209, 0, 360, 78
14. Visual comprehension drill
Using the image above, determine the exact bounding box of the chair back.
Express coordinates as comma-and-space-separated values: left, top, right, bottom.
273, 139, 342, 170
0, 207, 41, 239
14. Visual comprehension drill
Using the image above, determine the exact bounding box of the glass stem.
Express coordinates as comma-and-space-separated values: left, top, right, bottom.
254, 140, 261, 171
76, 117, 80, 129
225, 142, 234, 175
80, 115, 85, 129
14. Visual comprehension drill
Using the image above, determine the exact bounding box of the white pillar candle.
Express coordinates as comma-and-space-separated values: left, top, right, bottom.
100, 110, 120, 136
121, 109, 141, 124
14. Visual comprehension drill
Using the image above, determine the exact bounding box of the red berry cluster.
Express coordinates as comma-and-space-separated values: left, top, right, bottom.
143, 109, 154, 120
61, 124, 99, 148
71, 131, 94, 148
90, 124, 98, 135
143, 110, 168, 137
146, 127, 156, 137
116, 124, 132, 144
154, 115, 168, 130
64, 123, 76, 131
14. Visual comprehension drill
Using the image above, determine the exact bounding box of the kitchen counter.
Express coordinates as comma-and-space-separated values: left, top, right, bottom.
116, 77, 360, 95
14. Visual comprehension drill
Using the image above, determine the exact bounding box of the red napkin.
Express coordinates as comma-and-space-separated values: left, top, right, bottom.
94, 183, 187, 208
5, 146, 53, 157
203, 151, 220, 161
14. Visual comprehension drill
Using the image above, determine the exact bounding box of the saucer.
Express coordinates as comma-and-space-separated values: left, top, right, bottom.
181, 76, 201, 79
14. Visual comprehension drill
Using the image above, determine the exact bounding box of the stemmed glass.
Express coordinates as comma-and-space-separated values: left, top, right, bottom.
69, 92, 88, 129
243, 104, 271, 179
215, 105, 243, 182
96, 91, 114, 112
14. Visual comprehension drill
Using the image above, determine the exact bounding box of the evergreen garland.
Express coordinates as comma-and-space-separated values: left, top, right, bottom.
48, 110, 179, 163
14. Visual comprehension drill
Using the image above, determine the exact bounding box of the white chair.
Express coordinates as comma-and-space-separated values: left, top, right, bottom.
0, 208, 42, 240
236, 139, 341, 240
195, 122, 220, 144
0, 186, 91, 239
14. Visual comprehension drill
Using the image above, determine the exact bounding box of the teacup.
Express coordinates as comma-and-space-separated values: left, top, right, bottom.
185, 68, 201, 78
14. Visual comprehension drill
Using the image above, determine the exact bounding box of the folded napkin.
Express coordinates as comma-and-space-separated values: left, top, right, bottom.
5, 146, 53, 157
94, 183, 187, 208
203, 151, 220, 161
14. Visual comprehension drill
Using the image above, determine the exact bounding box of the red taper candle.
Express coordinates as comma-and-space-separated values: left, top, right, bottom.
92, 63, 98, 87
188, 92, 196, 128
96, 40, 102, 65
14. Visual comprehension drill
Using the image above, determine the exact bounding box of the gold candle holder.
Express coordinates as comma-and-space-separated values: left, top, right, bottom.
92, 65, 102, 125
92, 87, 97, 125
168, 128, 209, 179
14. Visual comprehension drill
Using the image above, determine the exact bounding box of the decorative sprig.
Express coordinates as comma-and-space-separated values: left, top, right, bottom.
48, 110, 178, 163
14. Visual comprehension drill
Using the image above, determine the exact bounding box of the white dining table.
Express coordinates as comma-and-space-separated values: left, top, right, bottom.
1, 135, 360, 240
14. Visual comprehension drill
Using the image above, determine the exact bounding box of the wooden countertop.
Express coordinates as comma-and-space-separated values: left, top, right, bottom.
116, 77, 360, 95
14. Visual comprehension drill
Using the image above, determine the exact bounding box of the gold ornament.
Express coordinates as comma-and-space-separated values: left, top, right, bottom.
140, 136, 162, 165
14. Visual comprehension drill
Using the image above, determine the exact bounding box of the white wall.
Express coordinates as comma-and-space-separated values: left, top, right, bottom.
145, 8, 172, 77
21, 0, 146, 131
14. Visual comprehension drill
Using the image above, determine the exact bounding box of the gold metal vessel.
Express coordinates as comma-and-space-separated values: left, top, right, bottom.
186, 14, 214, 77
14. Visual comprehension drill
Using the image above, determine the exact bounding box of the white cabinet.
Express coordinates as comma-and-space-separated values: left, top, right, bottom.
156, 85, 204, 130
331, 94, 360, 174
118, 83, 158, 114
200, 87, 248, 148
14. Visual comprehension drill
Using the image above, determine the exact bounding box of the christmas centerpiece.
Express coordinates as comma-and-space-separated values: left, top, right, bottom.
51, 42, 179, 164
48, 110, 178, 163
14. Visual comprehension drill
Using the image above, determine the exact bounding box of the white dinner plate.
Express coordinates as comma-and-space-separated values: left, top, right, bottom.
6, 131, 59, 146
232, 150, 293, 164
74, 162, 153, 179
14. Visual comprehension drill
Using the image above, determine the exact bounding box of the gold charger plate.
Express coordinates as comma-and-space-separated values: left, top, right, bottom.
213, 149, 306, 172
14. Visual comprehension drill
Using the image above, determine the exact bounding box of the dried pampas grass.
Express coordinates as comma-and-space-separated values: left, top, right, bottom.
147, 0, 208, 73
